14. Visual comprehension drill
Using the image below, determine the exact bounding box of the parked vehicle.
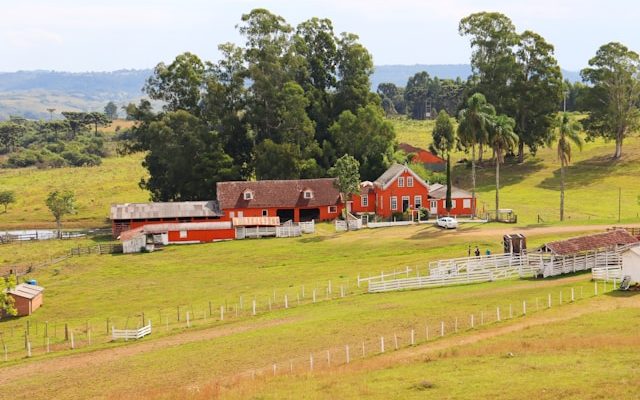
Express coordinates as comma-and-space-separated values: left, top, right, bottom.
436, 216, 458, 229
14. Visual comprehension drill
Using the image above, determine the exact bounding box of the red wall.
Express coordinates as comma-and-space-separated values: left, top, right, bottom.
220, 206, 341, 222
11, 293, 42, 316
350, 192, 376, 214
375, 171, 429, 218
433, 197, 476, 217
112, 217, 222, 237
167, 229, 236, 242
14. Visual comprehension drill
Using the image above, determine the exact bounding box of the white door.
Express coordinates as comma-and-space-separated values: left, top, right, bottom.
430, 200, 438, 215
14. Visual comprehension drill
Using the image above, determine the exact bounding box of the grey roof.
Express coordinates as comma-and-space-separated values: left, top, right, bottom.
119, 221, 232, 241
110, 201, 222, 220
429, 185, 472, 200
8, 283, 44, 300
373, 163, 430, 190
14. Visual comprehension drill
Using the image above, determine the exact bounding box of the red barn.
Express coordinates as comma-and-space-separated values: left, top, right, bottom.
110, 201, 224, 238
398, 143, 446, 171
216, 178, 343, 223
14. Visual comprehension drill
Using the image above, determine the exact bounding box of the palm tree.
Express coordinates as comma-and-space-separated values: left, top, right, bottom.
547, 113, 583, 221
457, 93, 495, 217
488, 114, 518, 214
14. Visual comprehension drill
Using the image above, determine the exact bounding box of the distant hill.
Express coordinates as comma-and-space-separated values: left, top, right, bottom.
0, 66, 581, 120
371, 64, 581, 88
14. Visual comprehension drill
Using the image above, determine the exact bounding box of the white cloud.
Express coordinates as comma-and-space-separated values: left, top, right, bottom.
3, 29, 64, 48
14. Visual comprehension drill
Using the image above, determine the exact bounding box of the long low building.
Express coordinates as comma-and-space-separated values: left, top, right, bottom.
120, 221, 235, 253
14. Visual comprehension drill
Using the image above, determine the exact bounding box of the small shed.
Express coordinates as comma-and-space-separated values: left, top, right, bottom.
503, 234, 526, 254
8, 283, 44, 316
621, 245, 640, 283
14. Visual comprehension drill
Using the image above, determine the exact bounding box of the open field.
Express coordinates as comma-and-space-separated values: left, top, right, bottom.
0, 223, 636, 399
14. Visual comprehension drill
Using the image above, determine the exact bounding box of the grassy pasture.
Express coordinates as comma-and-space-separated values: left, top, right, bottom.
0, 222, 625, 399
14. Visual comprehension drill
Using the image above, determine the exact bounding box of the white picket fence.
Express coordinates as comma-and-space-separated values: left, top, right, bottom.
299, 221, 315, 234
591, 265, 623, 281
111, 322, 152, 341
368, 269, 500, 293
357, 266, 413, 287
367, 221, 415, 229
428, 253, 533, 278
533, 250, 622, 278
335, 219, 362, 232
275, 225, 301, 238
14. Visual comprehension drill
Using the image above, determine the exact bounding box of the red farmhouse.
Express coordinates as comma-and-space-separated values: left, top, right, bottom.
216, 178, 342, 223
398, 143, 446, 171
350, 163, 429, 218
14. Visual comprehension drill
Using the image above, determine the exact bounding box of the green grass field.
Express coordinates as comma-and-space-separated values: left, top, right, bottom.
0, 223, 636, 399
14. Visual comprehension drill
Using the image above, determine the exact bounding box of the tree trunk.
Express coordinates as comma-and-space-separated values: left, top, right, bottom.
56, 218, 62, 239
471, 144, 476, 218
478, 143, 484, 163
495, 156, 500, 216
517, 140, 525, 163
560, 164, 565, 221
614, 129, 623, 159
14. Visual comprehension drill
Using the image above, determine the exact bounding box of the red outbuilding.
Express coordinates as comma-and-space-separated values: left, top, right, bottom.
427, 183, 476, 218
7, 283, 44, 316
398, 143, 446, 171
216, 178, 342, 223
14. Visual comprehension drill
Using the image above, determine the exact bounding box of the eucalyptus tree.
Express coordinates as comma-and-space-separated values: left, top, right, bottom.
581, 42, 640, 159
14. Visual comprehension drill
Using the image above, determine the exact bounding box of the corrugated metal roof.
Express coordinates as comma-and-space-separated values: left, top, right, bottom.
428, 185, 472, 200
119, 222, 232, 241
8, 283, 44, 300
541, 229, 638, 256
110, 201, 222, 220
232, 217, 280, 227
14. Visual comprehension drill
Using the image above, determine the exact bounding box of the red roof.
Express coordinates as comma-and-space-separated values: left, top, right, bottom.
541, 229, 638, 256
398, 143, 445, 164
216, 178, 341, 210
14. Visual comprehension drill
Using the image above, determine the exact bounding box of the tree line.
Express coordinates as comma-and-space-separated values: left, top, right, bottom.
124, 9, 397, 201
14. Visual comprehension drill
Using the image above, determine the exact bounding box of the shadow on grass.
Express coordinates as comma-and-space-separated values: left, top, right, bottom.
299, 235, 332, 243
519, 270, 592, 282
604, 290, 640, 298
452, 158, 545, 191
537, 155, 632, 190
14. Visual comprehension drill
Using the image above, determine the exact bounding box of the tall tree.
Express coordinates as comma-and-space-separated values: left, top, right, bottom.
61, 112, 91, 138
581, 42, 640, 159
457, 93, 496, 217
138, 111, 237, 201
513, 31, 564, 162
104, 101, 118, 120
488, 114, 518, 213
0, 122, 26, 152
144, 52, 207, 115
85, 112, 110, 135
334, 33, 376, 116
45, 190, 75, 238
431, 110, 456, 212
404, 71, 431, 120
329, 154, 361, 227
546, 113, 584, 221
329, 104, 396, 180
459, 12, 519, 116
0, 190, 16, 213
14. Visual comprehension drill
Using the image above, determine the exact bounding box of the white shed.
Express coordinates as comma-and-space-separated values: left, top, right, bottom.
621, 245, 640, 283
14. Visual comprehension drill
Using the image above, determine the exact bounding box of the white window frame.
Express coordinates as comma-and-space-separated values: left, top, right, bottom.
230, 211, 235, 218
463, 199, 471, 209
414, 195, 422, 209
407, 176, 414, 187
451, 199, 457, 208
179, 230, 187, 239
391, 196, 398, 211
303, 190, 313, 199
243, 191, 253, 200
262, 209, 268, 217
328, 205, 337, 213
397, 176, 405, 188
361, 195, 368, 207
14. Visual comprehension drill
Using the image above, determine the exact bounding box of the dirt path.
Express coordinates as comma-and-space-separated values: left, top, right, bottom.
0, 316, 298, 385
453, 223, 630, 238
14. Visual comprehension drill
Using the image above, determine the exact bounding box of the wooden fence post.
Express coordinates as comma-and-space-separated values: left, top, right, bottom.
380, 336, 385, 353
522, 300, 526, 316
394, 333, 399, 350
440, 321, 444, 336
410, 329, 415, 346
548, 293, 552, 308
313, 289, 317, 303
70, 331, 75, 349
177, 306, 180, 322
309, 353, 314, 371
46, 337, 50, 353
496, 306, 501, 322
252, 299, 256, 316
559, 291, 563, 304
362, 341, 365, 357
272, 364, 277, 376
571, 288, 575, 302
64, 323, 69, 341
186, 311, 190, 328
594, 281, 598, 296
346, 344, 350, 363
208, 301, 212, 317
470, 314, 474, 329
328, 280, 332, 295
220, 306, 224, 321
340, 285, 345, 298
455, 317, 458, 333
425, 324, 429, 340
284, 294, 289, 309
26, 342, 31, 358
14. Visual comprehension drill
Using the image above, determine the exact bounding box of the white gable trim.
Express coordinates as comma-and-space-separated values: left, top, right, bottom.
380, 165, 429, 191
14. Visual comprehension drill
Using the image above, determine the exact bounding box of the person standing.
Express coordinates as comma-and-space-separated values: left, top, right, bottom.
474, 246, 480, 257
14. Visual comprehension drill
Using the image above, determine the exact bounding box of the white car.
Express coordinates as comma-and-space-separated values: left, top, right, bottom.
436, 216, 458, 229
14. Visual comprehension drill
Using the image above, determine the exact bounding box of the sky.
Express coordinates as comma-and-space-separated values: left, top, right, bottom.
1, 0, 639, 72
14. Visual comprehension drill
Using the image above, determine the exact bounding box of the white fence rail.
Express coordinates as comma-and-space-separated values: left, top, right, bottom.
299, 221, 315, 234
591, 265, 623, 281
111, 323, 152, 341
368, 269, 499, 293
335, 219, 362, 232
275, 225, 301, 238
367, 221, 415, 229
357, 267, 413, 286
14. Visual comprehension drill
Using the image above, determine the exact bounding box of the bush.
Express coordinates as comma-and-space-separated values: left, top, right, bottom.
419, 207, 430, 220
